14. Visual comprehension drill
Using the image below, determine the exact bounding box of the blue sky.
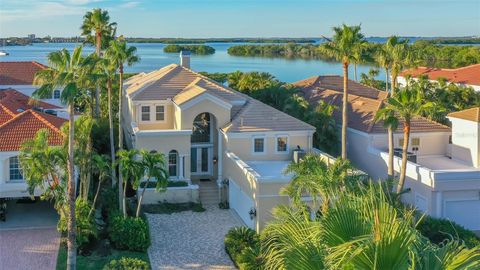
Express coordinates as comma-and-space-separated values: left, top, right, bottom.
0, 0, 479, 38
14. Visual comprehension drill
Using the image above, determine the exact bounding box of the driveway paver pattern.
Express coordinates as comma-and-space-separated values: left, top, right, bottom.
147, 206, 243, 270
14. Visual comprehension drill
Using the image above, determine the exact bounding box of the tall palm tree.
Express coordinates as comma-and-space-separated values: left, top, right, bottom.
116, 149, 142, 217
136, 150, 168, 217
80, 8, 117, 117
377, 87, 433, 193
320, 24, 367, 159
375, 46, 391, 93
374, 110, 399, 179
97, 58, 117, 187
104, 37, 139, 210
34, 46, 96, 270
385, 36, 411, 95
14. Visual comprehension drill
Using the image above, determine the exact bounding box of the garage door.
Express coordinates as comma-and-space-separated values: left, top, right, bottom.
444, 200, 480, 231
229, 179, 254, 228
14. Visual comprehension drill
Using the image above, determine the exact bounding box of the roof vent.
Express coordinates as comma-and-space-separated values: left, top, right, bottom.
180, 50, 191, 69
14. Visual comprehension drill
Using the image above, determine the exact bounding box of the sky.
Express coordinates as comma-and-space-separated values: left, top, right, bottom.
0, 0, 479, 38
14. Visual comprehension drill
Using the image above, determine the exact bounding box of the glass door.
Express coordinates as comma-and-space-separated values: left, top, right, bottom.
191, 146, 212, 176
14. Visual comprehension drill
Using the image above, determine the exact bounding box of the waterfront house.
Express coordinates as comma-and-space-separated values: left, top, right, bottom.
398, 64, 480, 91
293, 76, 480, 232
123, 52, 315, 231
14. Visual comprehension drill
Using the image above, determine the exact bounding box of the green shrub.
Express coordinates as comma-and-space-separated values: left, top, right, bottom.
103, 257, 149, 270
58, 199, 97, 249
237, 245, 265, 270
417, 216, 480, 248
108, 214, 150, 251
224, 227, 259, 267
101, 187, 119, 215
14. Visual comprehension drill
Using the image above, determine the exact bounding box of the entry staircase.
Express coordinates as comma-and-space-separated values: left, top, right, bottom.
198, 180, 220, 206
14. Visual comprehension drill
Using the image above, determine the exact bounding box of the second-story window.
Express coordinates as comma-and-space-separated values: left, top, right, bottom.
276, 136, 288, 152
156, 106, 165, 121
9, 156, 23, 181
253, 137, 265, 153
53, 90, 61, 99
141, 106, 150, 121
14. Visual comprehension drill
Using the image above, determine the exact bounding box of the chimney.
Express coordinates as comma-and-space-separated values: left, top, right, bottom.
180, 50, 191, 69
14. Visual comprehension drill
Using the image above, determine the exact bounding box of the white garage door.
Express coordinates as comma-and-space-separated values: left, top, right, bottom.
444, 200, 480, 231
229, 179, 254, 228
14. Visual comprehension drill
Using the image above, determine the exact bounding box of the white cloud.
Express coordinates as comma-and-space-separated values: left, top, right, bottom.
119, 1, 140, 8
0, 2, 87, 22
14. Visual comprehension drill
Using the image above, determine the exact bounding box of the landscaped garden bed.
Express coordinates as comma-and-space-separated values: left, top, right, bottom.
138, 181, 200, 204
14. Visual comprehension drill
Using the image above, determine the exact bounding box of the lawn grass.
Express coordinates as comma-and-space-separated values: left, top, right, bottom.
142, 202, 205, 214
56, 244, 150, 270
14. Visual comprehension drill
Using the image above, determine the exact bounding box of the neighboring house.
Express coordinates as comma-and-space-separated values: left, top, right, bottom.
123, 53, 315, 231
0, 107, 66, 199
0, 61, 68, 118
398, 64, 480, 91
293, 76, 480, 232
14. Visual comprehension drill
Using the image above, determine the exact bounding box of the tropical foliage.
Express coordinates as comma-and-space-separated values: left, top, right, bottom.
163, 44, 215, 55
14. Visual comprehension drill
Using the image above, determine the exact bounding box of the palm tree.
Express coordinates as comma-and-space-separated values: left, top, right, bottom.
374, 110, 399, 179
104, 37, 140, 210
116, 149, 142, 217
80, 8, 117, 117
97, 58, 117, 187
19, 129, 67, 213
320, 24, 367, 159
136, 150, 168, 217
90, 154, 110, 218
385, 36, 411, 95
377, 86, 433, 193
33, 46, 96, 270
375, 46, 391, 93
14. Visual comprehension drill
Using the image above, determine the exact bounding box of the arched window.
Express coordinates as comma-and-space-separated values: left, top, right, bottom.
191, 113, 211, 143
168, 150, 178, 177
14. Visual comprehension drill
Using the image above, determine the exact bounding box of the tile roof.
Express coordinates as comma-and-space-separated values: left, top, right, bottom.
0, 109, 65, 151
400, 64, 480, 86
0, 88, 61, 124
293, 75, 450, 134
447, 107, 480, 123
125, 64, 315, 133
0, 61, 48, 85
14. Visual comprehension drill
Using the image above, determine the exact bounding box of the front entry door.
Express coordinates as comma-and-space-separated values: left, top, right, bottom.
191, 146, 212, 176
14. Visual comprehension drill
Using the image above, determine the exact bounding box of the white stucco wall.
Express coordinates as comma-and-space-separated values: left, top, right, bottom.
448, 117, 480, 167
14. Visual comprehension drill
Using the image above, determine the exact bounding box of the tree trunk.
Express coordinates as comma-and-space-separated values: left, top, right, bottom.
385, 68, 389, 93
88, 178, 102, 219
341, 62, 349, 159
118, 66, 124, 212
387, 126, 394, 178
397, 121, 410, 194
107, 79, 116, 185
94, 32, 102, 118
391, 71, 397, 96
66, 104, 77, 270
123, 177, 128, 218
136, 177, 150, 218
354, 63, 358, 82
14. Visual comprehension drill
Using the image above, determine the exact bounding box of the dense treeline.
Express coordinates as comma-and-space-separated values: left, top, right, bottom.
228, 41, 480, 68
427, 37, 480, 45
126, 37, 316, 44
163, 44, 215, 55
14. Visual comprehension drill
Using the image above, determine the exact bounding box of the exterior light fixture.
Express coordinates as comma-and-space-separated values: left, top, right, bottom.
249, 207, 257, 220
213, 156, 218, 165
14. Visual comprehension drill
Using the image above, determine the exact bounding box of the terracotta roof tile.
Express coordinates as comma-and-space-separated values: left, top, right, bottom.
447, 107, 480, 123
294, 76, 450, 134
400, 64, 480, 86
0, 88, 60, 116
0, 61, 48, 85
0, 109, 65, 151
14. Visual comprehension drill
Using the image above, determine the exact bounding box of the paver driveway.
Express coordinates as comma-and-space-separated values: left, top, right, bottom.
0, 228, 60, 270
147, 206, 243, 270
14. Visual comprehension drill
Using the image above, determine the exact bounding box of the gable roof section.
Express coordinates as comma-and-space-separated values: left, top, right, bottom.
400, 64, 480, 86
0, 61, 48, 85
0, 88, 61, 124
0, 109, 65, 151
447, 107, 480, 123
293, 75, 450, 134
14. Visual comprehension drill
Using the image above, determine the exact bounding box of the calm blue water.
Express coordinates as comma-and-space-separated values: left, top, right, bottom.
1, 42, 384, 82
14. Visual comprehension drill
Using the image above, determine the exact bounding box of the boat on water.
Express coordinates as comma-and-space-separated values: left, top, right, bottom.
0, 51, 9, 56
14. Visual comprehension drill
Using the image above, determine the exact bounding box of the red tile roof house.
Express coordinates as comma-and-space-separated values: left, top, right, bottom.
0, 89, 66, 199
0, 61, 69, 118
398, 64, 480, 92
293, 76, 480, 232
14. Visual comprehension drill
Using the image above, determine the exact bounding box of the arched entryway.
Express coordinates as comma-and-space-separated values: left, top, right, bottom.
190, 112, 217, 179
